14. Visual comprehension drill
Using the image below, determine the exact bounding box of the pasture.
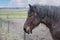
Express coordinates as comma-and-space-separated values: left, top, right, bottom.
0, 9, 53, 40
0, 9, 27, 19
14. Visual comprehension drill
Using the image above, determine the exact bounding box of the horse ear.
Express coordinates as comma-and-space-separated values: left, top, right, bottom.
29, 4, 35, 12
29, 4, 32, 8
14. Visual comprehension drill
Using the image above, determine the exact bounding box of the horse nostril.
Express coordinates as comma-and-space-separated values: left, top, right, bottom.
24, 28, 29, 33
24, 28, 26, 31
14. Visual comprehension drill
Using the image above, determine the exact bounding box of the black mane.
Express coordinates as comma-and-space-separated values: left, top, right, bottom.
32, 4, 60, 21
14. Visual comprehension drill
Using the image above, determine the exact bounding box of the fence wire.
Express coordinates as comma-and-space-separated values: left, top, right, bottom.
0, 17, 27, 40
0, 16, 53, 40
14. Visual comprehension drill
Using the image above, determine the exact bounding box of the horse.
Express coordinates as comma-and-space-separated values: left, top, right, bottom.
23, 4, 60, 40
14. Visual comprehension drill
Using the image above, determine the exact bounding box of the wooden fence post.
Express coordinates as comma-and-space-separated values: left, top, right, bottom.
7, 15, 9, 33
24, 32, 26, 40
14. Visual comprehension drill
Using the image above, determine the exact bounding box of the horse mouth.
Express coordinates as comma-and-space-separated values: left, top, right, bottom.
24, 28, 32, 34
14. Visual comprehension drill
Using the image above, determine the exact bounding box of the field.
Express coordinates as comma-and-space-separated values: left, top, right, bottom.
0, 9, 27, 40
0, 9, 53, 40
0, 9, 27, 19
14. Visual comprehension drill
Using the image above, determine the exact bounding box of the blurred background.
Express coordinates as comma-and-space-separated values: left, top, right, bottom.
0, 0, 60, 8
0, 0, 60, 40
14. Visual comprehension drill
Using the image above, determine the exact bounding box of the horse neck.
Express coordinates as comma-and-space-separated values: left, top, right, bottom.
41, 16, 53, 30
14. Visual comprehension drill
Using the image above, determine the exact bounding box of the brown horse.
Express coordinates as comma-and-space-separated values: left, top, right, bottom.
23, 4, 60, 40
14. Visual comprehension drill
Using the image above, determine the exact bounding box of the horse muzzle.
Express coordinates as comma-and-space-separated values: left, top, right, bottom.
23, 27, 32, 34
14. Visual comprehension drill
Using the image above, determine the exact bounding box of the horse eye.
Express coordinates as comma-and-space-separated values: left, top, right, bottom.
28, 15, 32, 17
28, 15, 31, 17
28, 14, 33, 17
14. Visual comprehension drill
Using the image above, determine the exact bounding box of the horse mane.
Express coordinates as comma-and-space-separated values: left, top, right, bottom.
32, 4, 60, 21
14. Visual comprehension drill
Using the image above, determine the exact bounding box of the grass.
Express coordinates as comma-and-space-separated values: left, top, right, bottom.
0, 9, 27, 19
0, 9, 26, 40
0, 27, 24, 40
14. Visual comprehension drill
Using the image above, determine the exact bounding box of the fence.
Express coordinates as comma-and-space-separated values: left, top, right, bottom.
0, 16, 34, 40
0, 17, 53, 40
0, 9, 53, 40
0, 18, 53, 40
0, 18, 24, 40
0, 9, 31, 40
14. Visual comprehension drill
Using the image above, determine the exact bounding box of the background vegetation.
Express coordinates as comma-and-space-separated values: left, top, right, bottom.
0, 9, 27, 19
0, 9, 27, 40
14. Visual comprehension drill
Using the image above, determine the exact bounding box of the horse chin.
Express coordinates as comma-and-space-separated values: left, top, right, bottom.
30, 30, 32, 34
27, 30, 32, 34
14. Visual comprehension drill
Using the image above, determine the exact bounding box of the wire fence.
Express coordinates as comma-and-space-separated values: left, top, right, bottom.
0, 16, 25, 40
0, 15, 53, 40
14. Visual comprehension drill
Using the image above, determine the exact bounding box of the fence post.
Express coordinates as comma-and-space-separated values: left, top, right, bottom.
0, 20, 2, 40
24, 32, 26, 40
7, 15, 9, 33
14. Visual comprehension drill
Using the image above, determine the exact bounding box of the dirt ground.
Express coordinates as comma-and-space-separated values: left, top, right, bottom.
0, 18, 53, 40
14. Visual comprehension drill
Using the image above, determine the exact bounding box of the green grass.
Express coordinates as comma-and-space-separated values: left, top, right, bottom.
0, 9, 27, 19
